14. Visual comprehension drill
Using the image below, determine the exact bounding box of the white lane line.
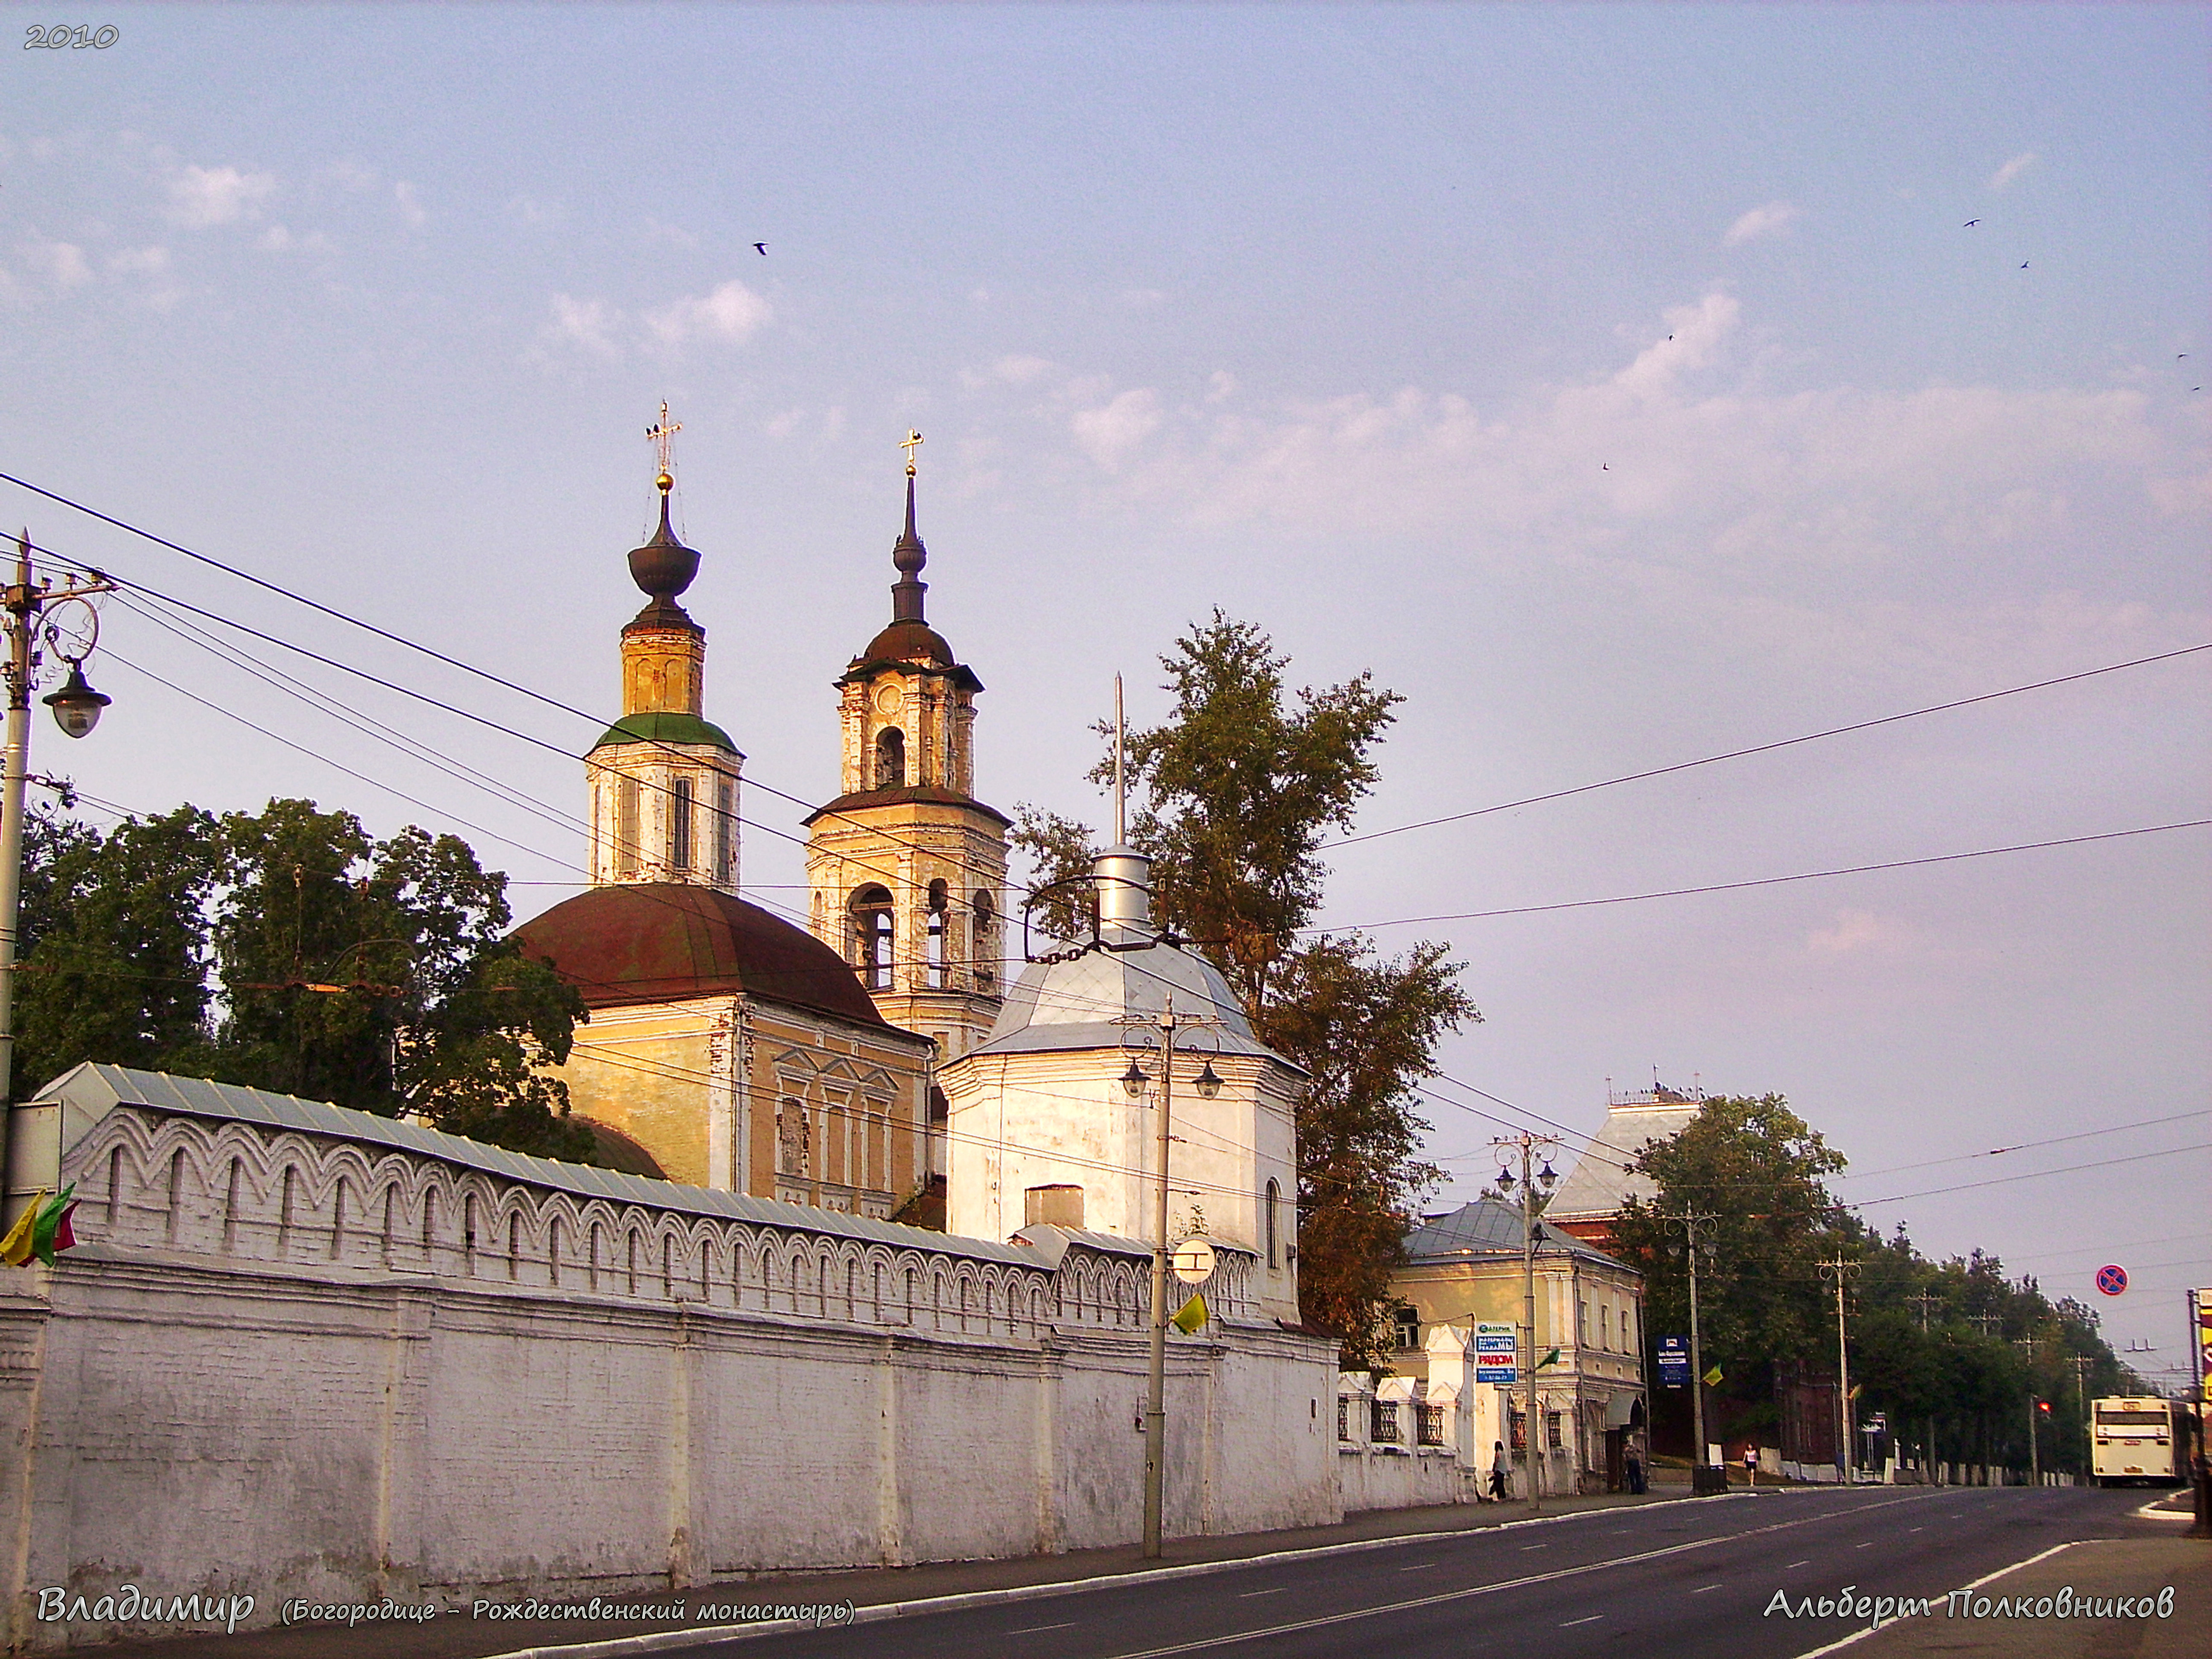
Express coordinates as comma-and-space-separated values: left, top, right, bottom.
1561, 1614, 1604, 1627
1237, 1588, 1287, 1599
1854, 1540, 1874, 1548
1907, 1526, 1924, 1533
1095, 1490, 1938, 1659
1784, 1560, 1809, 1569
1788, 1540, 2087, 1659
1010, 1624, 1077, 1636
1396, 1563, 1438, 1572
1519, 1542, 1548, 1551
1691, 1583, 1722, 1594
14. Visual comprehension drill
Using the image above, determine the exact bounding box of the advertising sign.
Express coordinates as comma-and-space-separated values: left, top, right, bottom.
1658, 1335, 1689, 1390
2192, 1288, 2212, 1399
1474, 1321, 1517, 1387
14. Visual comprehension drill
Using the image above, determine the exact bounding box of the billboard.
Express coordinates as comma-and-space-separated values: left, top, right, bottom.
1658, 1335, 1689, 1389
2192, 1288, 2212, 1401
1475, 1321, 1518, 1387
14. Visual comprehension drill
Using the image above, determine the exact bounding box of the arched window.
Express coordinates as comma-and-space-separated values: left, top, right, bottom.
926, 880, 949, 988
670, 774, 694, 871
616, 778, 640, 877
851, 885, 894, 989
1265, 1178, 1281, 1268
875, 726, 906, 790
713, 777, 735, 881
972, 890, 996, 987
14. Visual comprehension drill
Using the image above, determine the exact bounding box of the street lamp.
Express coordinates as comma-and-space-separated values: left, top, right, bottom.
0, 530, 118, 1225
1494, 1131, 1560, 1513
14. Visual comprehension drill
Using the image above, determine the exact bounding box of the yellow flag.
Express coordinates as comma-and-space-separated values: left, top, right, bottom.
1703, 1364, 1724, 1388
1171, 1292, 1207, 1333
0, 1191, 49, 1268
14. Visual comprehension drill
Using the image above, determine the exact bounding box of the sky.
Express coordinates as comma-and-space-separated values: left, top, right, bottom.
3, 3, 2206, 1379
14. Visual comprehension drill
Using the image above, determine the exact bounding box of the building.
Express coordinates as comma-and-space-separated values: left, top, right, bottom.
1385, 1198, 1646, 1493
514, 468, 934, 1214
938, 846, 1305, 1324
1544, 1080, 1705, 1251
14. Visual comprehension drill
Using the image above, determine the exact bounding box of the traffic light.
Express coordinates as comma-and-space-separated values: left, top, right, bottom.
2036, 1400, 2052, 1417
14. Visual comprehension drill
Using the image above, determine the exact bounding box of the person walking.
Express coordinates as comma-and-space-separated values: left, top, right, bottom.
1625, 1446, 1645, 1496
1488, 1440, 1511, 1502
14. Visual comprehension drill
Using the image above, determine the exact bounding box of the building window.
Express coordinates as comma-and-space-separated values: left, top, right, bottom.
972, 890, 996, 987
616, 778, 641, 876
714, 777, 734, 881
1578, 1298, 1588, 1349
1393, 1305, 1420, 1350
1264, 1178, 1281, 1268
851, 885, 894, 990
875, 726, 905, 789
671, 775, 693, 871
1509, 1408, 1525, 1451
926, 880, 948, 988
777, 1100, 811, 1178
1547, 1411, 1564, 1452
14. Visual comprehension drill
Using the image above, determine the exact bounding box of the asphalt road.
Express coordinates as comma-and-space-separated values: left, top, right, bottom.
708, 1486, 2165, 1659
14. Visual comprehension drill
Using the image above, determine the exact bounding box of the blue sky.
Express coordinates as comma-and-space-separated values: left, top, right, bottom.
5, 3, 2207, 1372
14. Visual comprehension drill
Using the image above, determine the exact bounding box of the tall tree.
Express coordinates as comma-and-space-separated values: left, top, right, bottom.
1013, 614, 1476, 1365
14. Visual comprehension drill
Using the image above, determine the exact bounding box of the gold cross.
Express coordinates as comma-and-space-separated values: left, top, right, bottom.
646, 402, 682, 488
901, 429, 924, 477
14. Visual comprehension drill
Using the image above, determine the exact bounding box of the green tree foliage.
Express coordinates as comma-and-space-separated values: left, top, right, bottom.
1012, 614, 1476, 1365
17, 798, 593, 1161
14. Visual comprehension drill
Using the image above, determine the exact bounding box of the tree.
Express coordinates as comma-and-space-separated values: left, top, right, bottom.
1013, 614, 1476, 1365
18, 798, 594, 1161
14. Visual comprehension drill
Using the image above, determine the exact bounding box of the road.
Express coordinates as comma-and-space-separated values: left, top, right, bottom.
704, 1486, 2172, 1659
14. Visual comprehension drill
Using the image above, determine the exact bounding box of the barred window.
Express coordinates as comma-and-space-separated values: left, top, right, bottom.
1417, 1404, 1447, 1447
1371, 1400, 1400, 1444
1337, 1398, 1350, 1442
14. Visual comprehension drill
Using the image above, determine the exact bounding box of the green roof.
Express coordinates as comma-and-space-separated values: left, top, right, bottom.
590, 710, 741, 755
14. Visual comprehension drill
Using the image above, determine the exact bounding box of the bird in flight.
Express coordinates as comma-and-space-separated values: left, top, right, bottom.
2020, 261, 2029, 269
754, 242, 768, 255
1601, 463, 1609, 471
1964, 219, 1980, 227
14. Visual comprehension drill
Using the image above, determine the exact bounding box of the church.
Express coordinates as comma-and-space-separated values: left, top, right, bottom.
513, 425, 1297, 1310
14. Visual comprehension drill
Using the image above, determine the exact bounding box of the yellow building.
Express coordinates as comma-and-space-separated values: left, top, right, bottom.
514, 464, 934, 1215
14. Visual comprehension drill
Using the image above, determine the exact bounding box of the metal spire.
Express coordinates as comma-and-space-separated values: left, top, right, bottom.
890, 430, 928, 623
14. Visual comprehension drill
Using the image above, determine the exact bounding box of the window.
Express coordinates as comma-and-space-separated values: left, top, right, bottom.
1547, 1411, 1564, 1452
1264, 1178, 1281, 1269
777, 1100, 811, 1178
851, 885, 894, 990
714, 778, 734, 880
1393, 1305, 1420, 1349
875, 726, 905, 789
1337, 1398, 1350, 1441
1578, 1299, 1588, 1348
1371, 1400, 1399, 1444
671, 775, 693, 871
926, 880, 948, 988
1417, 1404, 1447, 1447
617, 779, 640, 876
972, 891, 996, 987
1601, 1305, 1612, 1351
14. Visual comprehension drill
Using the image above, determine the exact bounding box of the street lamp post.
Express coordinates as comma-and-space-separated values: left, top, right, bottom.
1819, 1258, 1861, 1483
1495, 1132, 1560, 1512
1664, 1211, 1718, 1484
0, 530, 116, 1224
1120, 992, 1223, 1559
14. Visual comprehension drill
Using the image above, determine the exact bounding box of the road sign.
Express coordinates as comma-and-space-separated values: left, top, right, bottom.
1474, 1321, 1517, 1386
2095, 1263, 2128, 1297
1658, 1335, 1689, 1389
1171, 1237, 1216, 1285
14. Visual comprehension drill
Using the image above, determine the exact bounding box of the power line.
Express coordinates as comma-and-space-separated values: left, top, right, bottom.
1327, 643, 2212, 851
1834, 1110, 2212, 1182
1852, 1145, 2210, 1207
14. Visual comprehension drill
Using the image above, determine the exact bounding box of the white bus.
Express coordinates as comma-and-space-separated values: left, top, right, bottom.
2090, 1397, 2189, 1485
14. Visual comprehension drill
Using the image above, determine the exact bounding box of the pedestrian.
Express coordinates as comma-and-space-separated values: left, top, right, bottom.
1488, 1440, 1510, 1502
1625, 1446, 1645, 1496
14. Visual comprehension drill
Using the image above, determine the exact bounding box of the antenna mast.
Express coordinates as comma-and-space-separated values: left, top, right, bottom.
1112, 673, 1126, 845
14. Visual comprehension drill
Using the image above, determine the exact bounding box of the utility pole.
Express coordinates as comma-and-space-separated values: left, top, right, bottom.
1662, 1211, 1719, 1483
1819, 1258, 1861, 1483
1494, 1132, 1560, 1512
1909, 1291, 1942, 1482
2015, 1337, 2041, 1486
1119, 992, 1223, 1558
0, 533, 115, 1224
2073, 1353, 2091, 1477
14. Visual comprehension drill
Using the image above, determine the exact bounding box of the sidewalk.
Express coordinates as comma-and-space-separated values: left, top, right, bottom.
94, 1487, 1687, 1659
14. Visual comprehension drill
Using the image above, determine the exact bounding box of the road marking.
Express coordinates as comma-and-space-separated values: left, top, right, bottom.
1907, 1526, 1924, 1533
1691, 1583, 1722, 1594
1093, 1490, 1938, 1659
1237, 1588, 1287, 1598
1010, 1624, 1077, 1635
1519, 1542, 1548, 1551
1785, 1560, 1809, 1569
1854, 1540, 1873, 1548
1395, 1563, 1438, 1572
1561, 1614, 1604, 1626
1788, 1540, 2087, 1659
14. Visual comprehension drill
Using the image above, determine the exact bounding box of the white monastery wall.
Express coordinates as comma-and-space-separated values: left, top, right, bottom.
0, 1092, 1341, 1648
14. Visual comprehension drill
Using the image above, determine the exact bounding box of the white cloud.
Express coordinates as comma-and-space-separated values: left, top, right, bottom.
166, 163, 275, 227
257, 224, 332, 254
1206, 370, 1238, 404
1988, 151, 2038, 191
1609, 290, 1739, 400
547, 293, 621, 356
21, 239, 92, 288
107, 245, 169, 276
1723, 200, 1801, 245
1071, 387, 1163, 470
393, 181, 425, 227
1807, 909, 1911, 956
642, 279, 771, 347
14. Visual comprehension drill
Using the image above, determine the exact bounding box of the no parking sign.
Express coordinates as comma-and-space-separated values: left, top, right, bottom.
2095, 1263, 2128, 1297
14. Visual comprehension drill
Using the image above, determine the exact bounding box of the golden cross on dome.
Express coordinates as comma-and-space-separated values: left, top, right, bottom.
646, 402, 682, 492
901, 428, 924, 477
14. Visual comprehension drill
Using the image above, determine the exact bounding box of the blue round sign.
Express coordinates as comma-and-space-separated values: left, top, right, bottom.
2095, 1264, 2128, 1297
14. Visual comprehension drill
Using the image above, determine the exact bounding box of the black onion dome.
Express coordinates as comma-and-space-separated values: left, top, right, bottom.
628, 493, 700, 602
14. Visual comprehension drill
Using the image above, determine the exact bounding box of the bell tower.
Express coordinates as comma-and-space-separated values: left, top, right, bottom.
806, 433, 1008, 1064
586, 407, 744, 891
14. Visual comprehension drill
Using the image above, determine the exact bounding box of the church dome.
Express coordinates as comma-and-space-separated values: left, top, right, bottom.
971, 927, 1286, 1065
859, 617, 957, 669
515, 883, 885, 1027
627, 495, 700, 602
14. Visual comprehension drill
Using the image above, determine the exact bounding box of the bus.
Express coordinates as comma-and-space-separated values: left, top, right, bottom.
2090, 1397, 2190, 1486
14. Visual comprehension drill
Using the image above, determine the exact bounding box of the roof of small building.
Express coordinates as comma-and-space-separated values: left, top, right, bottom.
1403, 1197, 1628, 1268
35, 1062, 1041, 1267
514, 882, 899, 1030
1545, 1097, 1702, 1220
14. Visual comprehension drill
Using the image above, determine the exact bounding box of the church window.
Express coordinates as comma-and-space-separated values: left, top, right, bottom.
875, 725, 906, 789
714, 777, 734, 880
926, 880, 948, 988
1265, 1178, 1281, 1268
617, 779, 641, 876
777, 1100, 811, 1177
671, 775, 694, 871
852, 885, 894, 989
972, 890, 996, 987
